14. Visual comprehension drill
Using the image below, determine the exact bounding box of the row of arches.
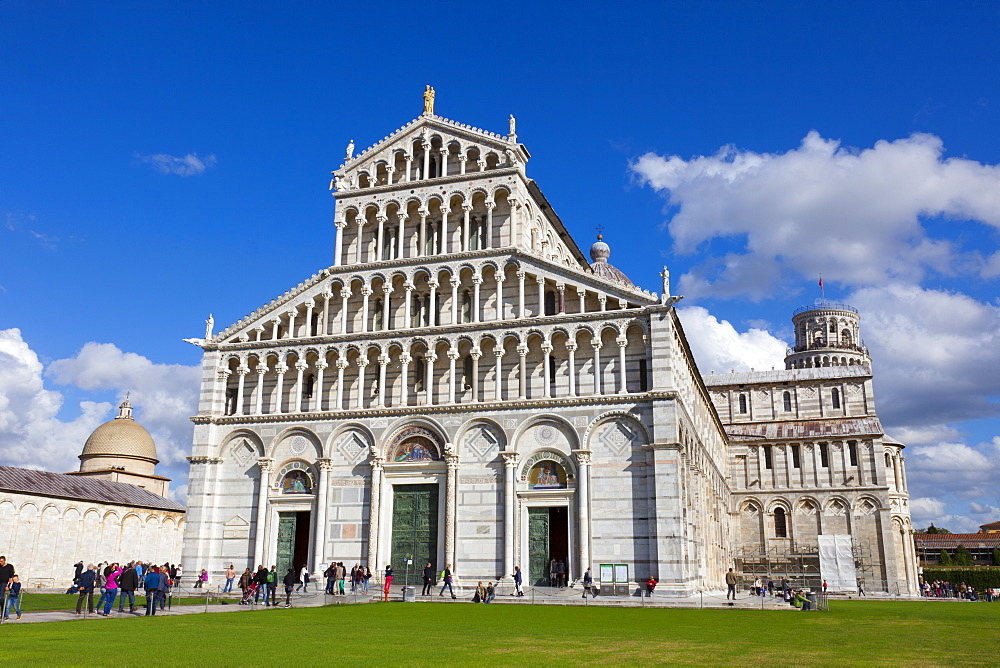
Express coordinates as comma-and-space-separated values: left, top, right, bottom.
349, 134, 512, 190
224, 262, 644, 344
0, 499, 184, 583
221, 322, 651, 415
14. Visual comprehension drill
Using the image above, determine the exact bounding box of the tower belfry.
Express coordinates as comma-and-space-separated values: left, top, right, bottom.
785, 302, 871, 369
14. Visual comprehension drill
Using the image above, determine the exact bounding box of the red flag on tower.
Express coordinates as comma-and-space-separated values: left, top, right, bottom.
818, 275, 824, 289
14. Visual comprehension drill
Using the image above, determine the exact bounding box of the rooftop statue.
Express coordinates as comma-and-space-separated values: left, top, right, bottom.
423, 85, 435, 115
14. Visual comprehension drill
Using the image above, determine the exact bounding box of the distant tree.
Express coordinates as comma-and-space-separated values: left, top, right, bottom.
953, 546, 974, 566
917, 524, 951, 534
938, 549, 953, 566
992, 549, 1000, 567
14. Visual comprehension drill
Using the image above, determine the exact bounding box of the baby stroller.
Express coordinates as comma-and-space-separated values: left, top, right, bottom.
241, 582, 259, 605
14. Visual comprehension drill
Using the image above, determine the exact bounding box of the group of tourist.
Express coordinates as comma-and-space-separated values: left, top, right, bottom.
548, 558, 568, 587
0, 556, 21, 620
70, 559, 180, 617
321, 562, 371, 595
920, 580, 997, 601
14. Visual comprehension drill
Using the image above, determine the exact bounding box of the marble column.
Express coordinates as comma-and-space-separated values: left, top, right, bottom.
313, 361, 327, 412
355, 220, 365, 264
400, 354, 411, 407
448, 349, 460, 404
313, 459, 333, 569
254, 365, 267, 414
495, 276, 505, 321
274, 364, 287, 413
382, 285, 392, 331
462, 205, 472, 252
517, 271, 526, 318
367, 456, 384, 573
573, 449, 592, 578
470, 349, 480, 402
254, 458, 274, 568
445, 452, 459, 575
404, 284, 414, 328
235, 366, 248, 416
340, 289, 350, 334
356, 359, 369, 409
517, 345, 528, 399
360, 288, 372, 333
592, 343, 602, 395
450, 279, 460, 325
501, 451, 520, 579
541, 343, 553, 398
429, 282, 438, 327
425, 353, 436, 405
617, 336, 628, 394
334, 221, 346, 266
536, 277, 545, 317
485, 202, 494, 249
335, 359, 347, 410
494, 348, 503, 400
472, 277, 481, 323
294, 361, 307, 412
377, 355, 389, 408
566, 343, 577, 397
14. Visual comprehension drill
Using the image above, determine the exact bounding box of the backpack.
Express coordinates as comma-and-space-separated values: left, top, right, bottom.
267, 572, 275, 583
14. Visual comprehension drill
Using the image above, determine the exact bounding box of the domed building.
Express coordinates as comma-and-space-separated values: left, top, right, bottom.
68, 397, 170, 496
0, 399, 184, 586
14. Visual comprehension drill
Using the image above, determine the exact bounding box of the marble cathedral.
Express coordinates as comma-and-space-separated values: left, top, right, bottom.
181, 90, 917, 595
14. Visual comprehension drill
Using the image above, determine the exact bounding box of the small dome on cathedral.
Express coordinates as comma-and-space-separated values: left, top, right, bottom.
588, 234, 634, 288
80, 398, 159, 466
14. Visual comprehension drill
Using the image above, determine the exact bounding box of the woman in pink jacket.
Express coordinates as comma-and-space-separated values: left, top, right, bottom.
100, 563, 122, 616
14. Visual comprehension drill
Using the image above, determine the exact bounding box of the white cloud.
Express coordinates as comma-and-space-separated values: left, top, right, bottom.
910, 497, 946, 523
0, 329, 112, 472
632, 132, 1000, 299
677, 306, 788, 374
47, 342, 200, 467
850, 284, 1000, 426
136, 152, 217, 176
0, 329, 198, 492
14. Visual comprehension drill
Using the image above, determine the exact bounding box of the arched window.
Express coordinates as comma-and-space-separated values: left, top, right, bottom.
774, 507, 787, 538
738, 394, 748, 414
462, 291, 472, 323
304, 373, 315, 399
764, 445, 773, 469
311, 313, 320, 336
373, 299, 383, 331
469, 219, 480, 251
463, 354, 474, 390
544, 290, 556, 316
783, 391, 792, 412
549, 355, 557, 392
414, 357, 425, 392
832, 388, 841, 409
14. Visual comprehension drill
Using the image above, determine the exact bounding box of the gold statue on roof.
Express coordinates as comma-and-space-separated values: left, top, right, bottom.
423, 85, 435, 115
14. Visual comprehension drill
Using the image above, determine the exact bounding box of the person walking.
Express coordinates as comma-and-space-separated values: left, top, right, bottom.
582, 567, 593, 598
512, 566, 524, 597
254, 565, 269, 604
363, 566, 371, 594
383, 565, 394, 599
143, 566, 161, 616
421, 562, 434, 596
4, 575, 22, 620
266, 566, 278, 606
323, 562, 336, 595
822, 579, 828, 594
857, 578, 866, 597
99, 563, 122, 616
337, 562, 346, 596
75, 564, 97, 615
283, 568, 296, 607
158, 565, 171, 611
0, 556, 14, 615
297, 564, 309, 593
238, 568, 252, 604
439, 564, 455, 599
725, 568, 738, 600
224, 565, 236, 593
118, 563, 138, 613
174, 564, 183, 586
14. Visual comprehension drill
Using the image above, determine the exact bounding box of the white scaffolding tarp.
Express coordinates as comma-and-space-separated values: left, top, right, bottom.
818, 534, 857, 591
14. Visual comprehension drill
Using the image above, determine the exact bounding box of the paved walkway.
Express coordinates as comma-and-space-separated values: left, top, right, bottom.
0, 585, 827, 624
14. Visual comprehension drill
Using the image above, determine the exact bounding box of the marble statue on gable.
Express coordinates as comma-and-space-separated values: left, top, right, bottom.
345, 139, 354, 161
509, 114, 516, 135
205, 314, 214, 340
660, 267, 670, 302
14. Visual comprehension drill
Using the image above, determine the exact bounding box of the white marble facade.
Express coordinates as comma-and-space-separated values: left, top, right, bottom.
181, 95, 914, 595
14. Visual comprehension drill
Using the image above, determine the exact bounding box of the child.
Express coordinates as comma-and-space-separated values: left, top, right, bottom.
4, 575, 22, 620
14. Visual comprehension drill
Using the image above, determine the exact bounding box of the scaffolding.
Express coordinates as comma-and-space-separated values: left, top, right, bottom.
736, 539, 879, 591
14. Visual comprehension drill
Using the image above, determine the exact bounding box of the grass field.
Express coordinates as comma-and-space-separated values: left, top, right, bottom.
2, 600, 998, 666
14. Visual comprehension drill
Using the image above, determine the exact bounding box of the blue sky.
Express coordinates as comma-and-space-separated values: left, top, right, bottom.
2, 2, 998, 530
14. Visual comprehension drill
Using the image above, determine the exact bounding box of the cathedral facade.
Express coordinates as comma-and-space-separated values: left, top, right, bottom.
181, 94, 916, 595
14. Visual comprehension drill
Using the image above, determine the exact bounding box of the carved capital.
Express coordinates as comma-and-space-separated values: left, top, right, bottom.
541, 343, 553, 354
295, 362, 308, 372
500, 450, 520, 467
516, 271, 526, 280
257, 458, 275, 473
255, 364, 268, 374
566, 343, 578, 352
336, 359, 349, 370
573, 449, 593, 466
317, 458, 334, 472
356, 358, 369, 368
517, 345, 528, 357
315, 361, 329, 371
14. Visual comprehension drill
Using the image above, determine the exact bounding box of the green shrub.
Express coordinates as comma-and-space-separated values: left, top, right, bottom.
953, 546, 974, 566
938, 550, 953, 566
922, 567, 1000, 590
991, 549, 1000, 567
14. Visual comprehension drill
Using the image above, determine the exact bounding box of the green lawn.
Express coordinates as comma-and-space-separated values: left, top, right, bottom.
2, 600, 998, 665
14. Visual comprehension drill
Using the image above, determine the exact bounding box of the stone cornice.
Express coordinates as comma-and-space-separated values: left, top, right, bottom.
190, 391, 668, 425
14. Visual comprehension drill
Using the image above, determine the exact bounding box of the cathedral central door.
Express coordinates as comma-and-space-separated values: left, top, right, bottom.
276, 511, 310, 578
528, 506, 569, 586
390, 484, 439, 582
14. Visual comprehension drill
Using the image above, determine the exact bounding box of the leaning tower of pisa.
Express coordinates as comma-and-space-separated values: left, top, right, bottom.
785, 303, 871, 370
